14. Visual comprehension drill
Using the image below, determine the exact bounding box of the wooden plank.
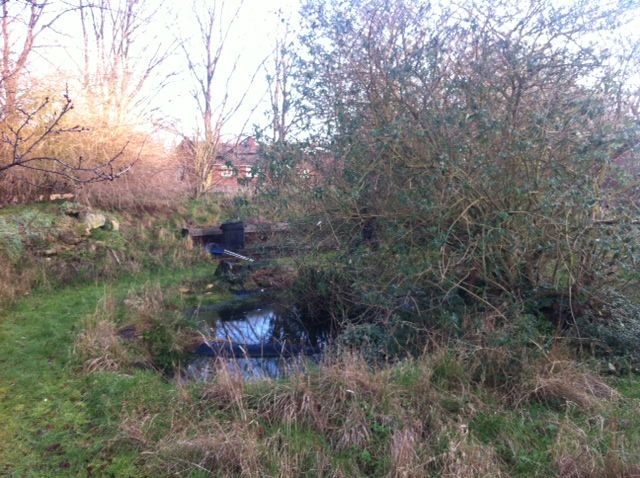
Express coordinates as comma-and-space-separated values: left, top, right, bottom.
189, 227, 222, 237
188, 222, 289, 237
246, 222, 289, 233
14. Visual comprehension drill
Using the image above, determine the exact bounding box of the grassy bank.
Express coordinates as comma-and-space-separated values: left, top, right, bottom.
1, 266, 639, 477
1, 202, 639, 477
0, 264, 221, 477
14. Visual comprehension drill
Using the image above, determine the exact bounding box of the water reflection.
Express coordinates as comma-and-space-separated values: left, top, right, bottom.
185, 355, 319, 382
214, 307, 275, 343
185, 299, 326, 381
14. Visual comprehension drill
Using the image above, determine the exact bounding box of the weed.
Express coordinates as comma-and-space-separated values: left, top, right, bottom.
528, 357, 620, 410
74, 292, 134, 372
149, 420, 262, 477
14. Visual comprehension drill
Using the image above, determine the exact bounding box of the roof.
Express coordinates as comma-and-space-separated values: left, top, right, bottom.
216, 137, 260, 166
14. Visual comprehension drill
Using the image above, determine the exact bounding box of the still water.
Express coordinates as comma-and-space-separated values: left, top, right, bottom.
184, 297, 326, 381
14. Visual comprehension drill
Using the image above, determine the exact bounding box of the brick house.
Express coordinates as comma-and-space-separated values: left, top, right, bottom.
177, 137, 261, 195
211, 137, 261, 195
177, 137, 334, 196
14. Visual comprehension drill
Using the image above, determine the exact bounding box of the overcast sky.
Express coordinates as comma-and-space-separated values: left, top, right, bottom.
14, 0, 640, 147
25, 0, 302, 144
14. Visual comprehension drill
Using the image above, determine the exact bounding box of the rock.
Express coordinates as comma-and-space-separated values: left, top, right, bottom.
178, 287, 191, 294
83, 212, 106, 232
62, 203, 84, 218
205, 283, 215, 290
49, 193, 75, 201
43, 248, 58, 257
103, 218, 120, 231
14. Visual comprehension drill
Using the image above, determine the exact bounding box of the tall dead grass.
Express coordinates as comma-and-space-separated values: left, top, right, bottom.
74, 292, 133, 372
0, 115, 191, 211
78, 140, 190, 212
121, 352, 509, 476
110, 345, 637, 477
526, 346, 620, 410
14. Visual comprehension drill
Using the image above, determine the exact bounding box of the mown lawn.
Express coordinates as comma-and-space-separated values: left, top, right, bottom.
0, 266, 216, 477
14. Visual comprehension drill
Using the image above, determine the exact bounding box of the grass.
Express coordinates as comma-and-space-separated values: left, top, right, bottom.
1, 268, 640, 476
0, 265, 220, 477
1, 203, 640, 476
116, 352, 640, 477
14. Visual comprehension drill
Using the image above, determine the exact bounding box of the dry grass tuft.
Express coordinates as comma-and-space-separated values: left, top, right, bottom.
264, 431, 333, 478
336, 401, 371, 449
389, 422, 427, 478
258, 375, 327, 431
74, 293, 132, 372
257, 352, 392, 448
119, 412, 155, 449
553, 422, 600, 478
257, 354, 373, 423
320, 352, 388, 399
123, 283, 166, 327
441, 427, 504, 477
202, 359, 248, 418
553, 422, 640, 478
153, 421, 262, 477
531, 359, 620, 410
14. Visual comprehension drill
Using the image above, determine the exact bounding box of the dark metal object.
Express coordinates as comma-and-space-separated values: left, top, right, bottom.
205, 242, 254, 262
221, 221, 245, 249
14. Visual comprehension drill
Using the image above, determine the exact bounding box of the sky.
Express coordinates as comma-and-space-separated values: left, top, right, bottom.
11, 0, 640, 147
162, 0, 302, 141
21, 0, 302, 144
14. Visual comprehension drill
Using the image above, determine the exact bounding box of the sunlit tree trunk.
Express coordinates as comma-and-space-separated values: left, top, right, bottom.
78, 0, 172, 126
0, 1, 42, 121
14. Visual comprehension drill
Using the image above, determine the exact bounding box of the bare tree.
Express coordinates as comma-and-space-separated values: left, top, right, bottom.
77, 0, 174, 125
0, 1, 135, 193
0, 1, 68, 119
180, 0, 265, 198
1, 1, 40, 120
265, 12, 297, 144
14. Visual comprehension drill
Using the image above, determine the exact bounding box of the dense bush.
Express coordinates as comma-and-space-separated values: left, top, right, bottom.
576, 289, 640, 367
267, 0, 640, 360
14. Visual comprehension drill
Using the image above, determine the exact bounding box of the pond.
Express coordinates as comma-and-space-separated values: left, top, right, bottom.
184, 294, 328, 381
